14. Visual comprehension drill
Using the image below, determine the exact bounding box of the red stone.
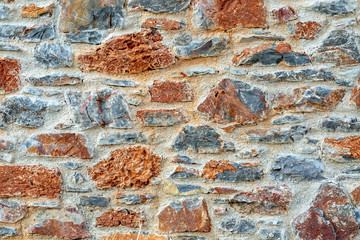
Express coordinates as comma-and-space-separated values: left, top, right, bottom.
0, 58, 21, 94
272, 6, 298, 22
211, 187, 238, 194
96, 209, 145, 227
202, 160, 236, 180
233, 43, 272, 64
323, 136, 360, 161
0, 201, 27, 223
142, 18, 183, 30
350, 79, 360, 108
351, 186, 360, 205
214, 207, 227, 215
294, 21, 322, 40
149, 80, 194, 103
102, 232, 168, 240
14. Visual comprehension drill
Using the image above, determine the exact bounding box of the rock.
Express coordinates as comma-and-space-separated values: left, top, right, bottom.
59, 0, 125, 33
0, 5, 10, 20
149, 80, 194, 103
259, 228, 286, 240
174, 31, 192, 46
61, 162, 82, 170
96, 209, 145, 227
34, 43, 72, 68
230, 185, 294, 215
29, 201, 60, 208
158, 198, 211, 232
238, 148, 267, 158
78, 30, 175, 74
271, 154, 325, 181
163, 181, 207, 196
137, 109, 188, 127
322, 136, 360, 161
21, 22, 55, 42
21, 3, 54, 18
198, 79, 268, 124
0, 137, 15, 151
102, 79, 136, 87
320, 116, 360, 131
0, 227, 18, 237
115, 193, 155, 205
294, 21, 322, 40
258, 218, 283, 226
0, 43, 21, 51
350, 79, 360, 108
173, 155, 199, 164
240, 34, 286, 43
65, 31, 103, 44
182, 65, 218, 77
98, 132, 147, 145
23, 133, 93, 159
65, 88, 133, 129
224, 68, 247, 76
172, 237, 207, 240
142, 18, 184, 31
172, 125, 234, 153
272, 115, 305, 125
245, 125, 309, 143
272, 6, 298, 22
26, 74, 82, 86
88, 146, 162, 189
65, 187, 92, 192
73, 172, 84, 184
0, 57, 20, 94
22, 87, 43, 96
312, 0, 357, 15
202, 160, 263, 182
220, 217, 256, 234
0, 200, 27, 223
0, 165, 62, 198
170, 166, 199, 179
175, 37, 228, 59
128, 0, 190, 13
300, 147, 317, 154
0, 153, 12, 162
54, 123, 73, 130
351, 186, 360, 205
102, 232, 168, 240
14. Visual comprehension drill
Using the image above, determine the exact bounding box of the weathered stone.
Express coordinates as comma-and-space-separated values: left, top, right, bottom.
34, 43, 72, 68
271, 154, 325, 181
98, 132, 147, 145
230, 185, 294, 215
321, 116, 360, 131
163, 181, 207, 196
137, 109, 188, 127
0, 165, 62, 198
174, 31, 192, 46
258, 218, 283, 226
173, 237, 207, 240
175, 37, 228, 59
158, 198, 211, 232
259, 228, 286, 240
198, 79, 268, 124
238, 147, 267, 158
60, 0, 125, 33
96, 209, 145, 227
78, 30, 175, 74
170, 166, 199, 179
21, 22, 55, 42
0, 5, 10, 20
272, 6, 298, 22
65, 187, 92, 192
65, 31, 103, 44
312, 0, 357, 15
273, 86, 345, 112
0, 57, 20, 94
23, 133, 93, 159
272, 115, 305, 125
102, 232, 168, 240
73, 172, 84, 184
128, 0, 190, 13
142, 18, 183, 31
61, 162, 82, 170
182, 66, 218, 77
0, 153, 12, 162
22, 87, 43, 96
26, 74, 82, 86
173, 155, 199, 164
21, 3, 54, 18
224, 68, 247, 76
0, 200, 27, 223
0, 43, 20, 51
172, 125, 234, 153
149, 80, 194, 103
220, 217, 256, 234
210, 187, 238, 194
352, 186, 360, 205
312, 49, 359, 65
0, 25, 25, 39
102, 79, 136, 87
350, 79, 360, 108
245, 125, 309, 143
88, 146, 162, 189
240, 34, 286, 43
0, 227, 18, 237
65, 88, 133, 129
29, 201, 60, 208
294, 21, 322, 40
115, 193, 155, 205
0, 137, 15, 151
322, 136, 360, 161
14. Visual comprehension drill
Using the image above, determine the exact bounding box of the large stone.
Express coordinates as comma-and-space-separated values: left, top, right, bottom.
245, 125, 309, 143
78, 30, 175, 74
149, 80, 194, 103
175, 37, 228, 59
198, 79, 268, 124
96, 209, 145, 227
320, 116, 360, 131
26, 74, 82, 86
322, 136, 360, 162
0, 22, 55, 42
312, 0, 357, 15
102, 232, 168, 240
137, 109, 188, 127
0, 165, 62, 198
294, 21, 322, 40
21, 3, 54, 18
142, 18, 184, 31
219, 217, 256, 234
0, 200, 27, 223
65, 30, 103, 44
34, 43, 72, 68
0, 57, 20, 94
128, 0, 190, 13
272, 6, 298, 22
158, 198, 211, 232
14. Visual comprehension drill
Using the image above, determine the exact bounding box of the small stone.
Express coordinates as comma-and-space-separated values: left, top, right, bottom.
0, 43, 21, 51
272, 115, 306, 125
115, 193, 155, 205
170, 166, 199, 179
149, 80, 194, 103
34, 43, 72, 68
26, 74, 82, 86
307, 138, 319, 145
322, 136, 360, 161
142, 18, 183, 30
163, 181, 208, 196
173, 155, 198, 164
351, 186, 360, 205
22, 87, 43, 96
0, 137, 15, 151
245, 125, 309, 143
61, 162, 82, 170
240, 34, 286, 43
258, 218, 283, 226
65, 31, 103, 44
300, 147, 317, 154
73, 172, 84, 184
21, 22, 55, 42
137, 109, 188, 127
0, 25, 25, 39
259, 228, 286, 240
0, 227, 18, 237
79, 196, 109, 207
214, 207, 227, 215
0, 153, 12, 162
211, 187, 238, 194
29, 201, 60, 208
182, 65, 218, 77
102, 232, 167, 240
312, 0, 357, 15
174, 31, 192, 46
0, 6, 10, 20
225, 68, 247, 76
65, 187, 92, 192
173, 236, 207, 240
98, 132, 147, 145
238, 148, 267, 158
102, 79, 136, 87
350, 79, 360, 108
175, 37, 228, 59
294, 21, 322, 40
0, 200, 27, 223
272, 6, 298, 22
220, 217, 256, 234
128, 0, 190, 13
320, 116, 360, 131
97, 209, 144, 227
21, 3, 54, 18
0, 57, 20, 94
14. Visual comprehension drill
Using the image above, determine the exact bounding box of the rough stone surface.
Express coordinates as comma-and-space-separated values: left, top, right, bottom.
170, 166, 199, 179
115, 193, 155, 205
149, 80, 194, 103
142, 18, 183, 31
0, 6, 10, 20
220, 217, 256, 234
26, 74, 82, 86
312, 0, 357, 15
96, 209, 145, 227
322, 136, 360, 162
128, 0, 190, 13
102, 232, 168, 240
137, 109, 188, 127
245, 125, 309, 143
98, 132, 147, 145
0, 227, 18, 237
272, 6, 298, 22
320, 116, 360, 131
21, 3, 54, 18
271, 115, 305, 125
79, 196, 109, 207
0, 57, 20, 94
175, 37, 228, 59
350, 79, 360, 108
0, 200, 27, 223
65, 31, 103, 44
294, 21, 322, 40
34, 43, 72, 68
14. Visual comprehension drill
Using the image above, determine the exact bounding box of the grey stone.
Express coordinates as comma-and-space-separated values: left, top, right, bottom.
34, 43, 73, 68
271, 115, 306, 125
22, 22, 55, 42
170, 183, 206, 195
0, 6, 10, 20
175, 37, 228, 59
245, 125, 310, 143
0, 25, 25, 39
240, 35, 286, 42
0, 153, 12, 162
192, 7, 214, 30
215, 162, 263, 182
300, 147, 317, 154
29, 201, 60, 208
170, 167, 198, 179
0, 227, 18, 237
102, 79, 136, 87
26, 74, 83, 86
312, 0, 357, 15
79, 196, 109, 207
22, 87, 43, 96
258, 218, 283, 226
283, 52, 311, 66
116, 194, 155, 205
128, 0, 190, 13
174, 31, 192, 46
224, 68, 247, 76
259, 228, 286, 240
73, 172, 85, 184
0, 43, 20, 51
320, 116, 360, 131
138, 109, 187, 127
0, 200, 27, 223
45, 90, 63, 96
65, 31, 103, 44
307, 138, 319, 144
344, 166, 360, 174
182, 65, 218, 76
97, 132, 147, 145
65, 187, 92, 192
220, 217, 256, 234
174, 154, 199, 164
238, 147, 267, 158
173, 237, 207, 240
61, 162, 82, 170
271, 154, 325, 182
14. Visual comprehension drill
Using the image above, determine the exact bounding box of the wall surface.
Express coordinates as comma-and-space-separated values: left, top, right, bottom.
0, 0, 359, 239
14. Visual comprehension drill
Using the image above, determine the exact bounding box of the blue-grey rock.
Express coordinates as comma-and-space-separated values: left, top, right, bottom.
73, 172, 85, 184
282, 52, 311, 66
245, 125, 310, 143
224, 68, 247, 76
29, 201, 60, 208
192, 7, 214, 30
259, 228, 286, 240
170, 166, 198, 179
116, 194, 155, 205
307, 138, 319, 145
258, 218, 283, 226
79, 196, 109, 207
0, 200, 27, 223
182, 65, 218, 76
174, 32, 192, 46
22, 87, 43, 96
164, 182, 208, 195
65, 187, 91, 192
128, 0, 190, 13
22, 22, 55, 42
102, 79, 136, 87
174, 237, 207, 240
61, 162, 82, 170
344, 166, 360, 174
271, 154, 325, 182
220, 217, 256, 234
0, 25, 25, 39
271, 115, 306, 125
34, 43, 73, 68
26, 74, 82, 86
215, 162, 263, 182
0, 227, 18, 237
0, 6, 10, 20
320, 116, 360, 131
335, 78, 352, 86
175, 37, 228, 59
45, 90, 63, 96
240, 35, 286, 42
65, 31, 103, 44
97, 132, 147, 145
300, 147, 317, 154
0, 43, 20, 51
174, 154, 199, 164
312, 0, 357, 15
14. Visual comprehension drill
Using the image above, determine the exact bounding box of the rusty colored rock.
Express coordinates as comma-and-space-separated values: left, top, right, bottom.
21, 3, 54, 18
158, 198, 211, 233
272, 5, 298, 22
0, 138, 15, 151
352, 186, 360, 205
96, 209, 145, 227
0, 201, 27, 223
137, 109, 188, 127
142, 18, 183, 30
0, 165, 62, 198
0, 58, 21, 94
170, 165, 199, 179
149, 80, 194, 103
102, 232, 168, 240
202, 160, 236, 179
323, 136, 360, 161
23, 133, 93, 159
211, 187, 238, 194
88, 146, 162, 189
294, 21, 322, 40
78, 30, 175, 74
350, 79, 360, 108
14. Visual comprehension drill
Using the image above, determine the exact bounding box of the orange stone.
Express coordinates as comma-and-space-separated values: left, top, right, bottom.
96, 209, 145, 227
149, 80, 194, 103
21, 3, 54, 18
352, 186, 360, 205
0, 58, 21, 94
294, 21, 322, 40
350, 79, 360, 108
323, 136, 360, 161
102, 232, 168, 240
142, 18, 183, 31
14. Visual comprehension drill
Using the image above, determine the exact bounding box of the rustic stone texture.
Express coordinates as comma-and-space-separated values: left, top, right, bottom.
175, 37, 228, 59
79, 196, 109, 207
0, 44, 21, 52
0, 165, 62, 198
0, 58, 20, 94
272, 115, 305, 125
294, 21, 322, 40
272, 6, 298, 22
88, 146, 162, 189
170, 166, 199, 179
322, 136, 360, 162
23, 22, 55, 41
182, 65, 218, 77
220, 217, 256, 234
129, 0, 190, 13
149, 80, 194, 103
0, 6, 10, 20
0, 200, 27, 223
321, 116, 360, 131
245, 125, 309, 143
34, 43, 72, 68
0, 138, 15, 151
0, 227, 18, 237
78, 30, 175, 74
173, 155, 198, 164
115, 193, 155, 205
163, 181, 207, 196
158, 198, 211, 233
23, 133, 93, 159
98, 132, 147, 145
312, 0, 357, 15
65, 31, 103, 44
352, 186, 360, 205
96, 209, 145, 227
137, 109, 188, 127
350, 79, 360, 108
21, 3, 54, 18
142, 18, 183, 30
102, 232, 168, 240
26, 74, 82, 86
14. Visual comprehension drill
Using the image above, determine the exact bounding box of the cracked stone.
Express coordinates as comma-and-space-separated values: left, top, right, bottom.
96, 209, 145, 227
26, 74, 82, 86
322, 136, 360, 162
65, 31, 104, 44
220, 217, 256, 234
142, 18, 184, 31
34, 43, 72, 68
128, 0, 190, 13
137, 109, 188, 127
0, 57, 20, 94
0, 200, 27, 223
149, 80, 194, 103
21, 3, 54, 18
245, 125, 309, 143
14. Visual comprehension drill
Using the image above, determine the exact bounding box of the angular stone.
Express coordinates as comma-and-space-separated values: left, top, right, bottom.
88, 146, 162, 189
96, 209, 145, 227
0, 43, 21, 51
322, 136, 360, 161
245, 125, 309, 143
173, 155, 199, 164
294, 21, 322, 40
21, 3, 54, 18
0, 25, 25, 39
181, 66, 218, 77
0, 227, 18, 237
149, 80, 194, 103
79, 196, 109, 207
172, 125, 234, 153
0, 165, 62, 198
0, 5, 10, 20
22, 87, 43, 96
211, 187, 238, 194
0, 200, 27, 223
350, 79, 360, 108
29, 201, 60, 208
34, 43, 72, 68
65, 187, 92, 193
59, 0, 125, 33
312, 0, 357, 15
220, 217, 256, 234
115, 193, 155, 205
272, 6, 298, 22
174, 32, 192, 46
78, 30, 175, 74
170, 166, 199, 179
158, 198, 211, 232
102, 79, 136, 87
163, 181, 207, 196
271, 154, 325, 182
21, 22, 55, 42
98, 132, 147, 145
102, 232, 168, 240
272, 115, 305, 125
26, 74, 82, 86
0, 57, 20, 94
142, 18, 183, 31
65, 31, 103, 44
128, 0, 190, 13
137, 109, 188, 127
175, 37, 228, 59
321, 116, 360, 131
351, 186, 360, 205
230, 185, 294, 215
23, 133, 93, 159
61, 162, 82, 170
198, 79, 268, 124
259, 228, 286, 240
0, 137, 15, 151
65, 88, 133, 129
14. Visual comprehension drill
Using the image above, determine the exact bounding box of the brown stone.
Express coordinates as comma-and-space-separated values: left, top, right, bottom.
137, 109, 188, 127
313, 50, 359, 66
149, 80, 194, 103
88, 146, 162, 189
294, 21, 322, 40
158, 198, 211, 233
211, 187, 238, 194
0, 58, 21, 94
21, 3, 54, 18
24, 133, 93, 159
0, 201, 27, 223
96, 209, 145, 227
272, 5, 298, 22
323, 136, 360, 161
78, 30, 175, 74
0, 165, 62, 198
142, 18, 183, 30
350, 79, 360, 108
351, 186, 360, 205
102, 232, 168, 240
233, 43, 272, 64
202, 160, 236, 180
170, 165, 199, 179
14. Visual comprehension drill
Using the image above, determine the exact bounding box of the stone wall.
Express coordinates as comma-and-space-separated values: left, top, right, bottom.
0, 0, 359, 239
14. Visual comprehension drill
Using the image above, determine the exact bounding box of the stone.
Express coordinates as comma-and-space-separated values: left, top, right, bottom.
0, 57, 20, 94
29, 201, 60, 208
21, 3, 54, 18
245, 125, 309, 143
238, 148, 267, 158
26, 74, 82, 86
73, 172, 84, 184
351, 186, 360, 205
294, 21, 322, 40
175, 37, 228, 59
96, 209, 145, 227
240, 34, 286, 43
0, 137, 15, 151
65, 31, 103, 44
259, 228, 286, 240
23, 133, 93, 159
65, 187, 92, 192
272, 6, 298, 22
0, 25, 25, 39
322, 136, 360, 161
128, 0, 190, 13
59, 0, 125, 33
211, 187, 238, 194
0, 165, 62, 198
78, 30, 175, 74
115, 193, 155, 205
34, 43, 72, 68
258, 218, 283, 226
225, 68, 247, 76
273, 86, 345, 112
21, 22, 55, 42
173, 155, 198, 164
220, 217, 256, 234
272, 115, 305, 125
149, 80, 194, 103
202, 160, 263, 182
0, 227, 18, 237
0, 5, 10, 20
174, 31, 192, 46
350, 79, 360, 108
28, 206, 90, 239
142, 18, 184, 30
312, 0, 357, 15
137, 109, 188, 127
158, 198, 211, 232
230, 185, 294, 215
22, 87, 43, 96
163, 181, 207, 196
198, 79, 268, 124
182, 66, 218, 77
0, 43, 21, 51
172, 125, 234, 153
88, 146, 162, 189
170, 166, 199, 179
65, 88, 133, 129
102, 79, 136, 87
102, 232, 168, 240
98, 132, 147, 145
173, 237, 207, 240
0, 153, 12, 162
0, 200, 27, 223
320, 116, 360, 131
61, 162, 82, 170
271, 154, 325, 182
